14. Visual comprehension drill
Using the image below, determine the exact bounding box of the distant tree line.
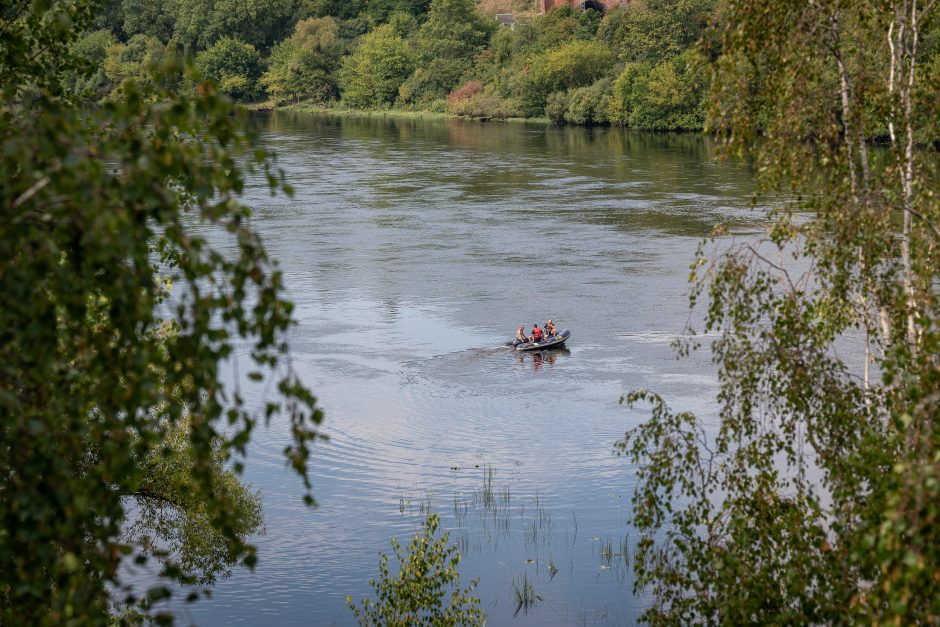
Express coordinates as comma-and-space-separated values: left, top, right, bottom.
66, 0, 717, 130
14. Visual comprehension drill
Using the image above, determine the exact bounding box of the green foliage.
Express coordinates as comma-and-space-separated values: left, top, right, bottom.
447, 88, 521, 120
290, 14, 340, 48
170, 0, 298, 53
64, 29, 118, 101
488, 26, 514, 67
309, 0, 367, 19
622, 0, 940, 624
416, 0, 494, 62
607, 50, 708, 130
125, 415, 265, 586
573, 7, 603, 41
205, 0, 298, 52
385, 10, 419, 37
93, 0, 124, 35
532, 6, 579, 50
339, 23, 414, 107
121, 0, 176, 42
336, 14, 376, 40
167, 0, 213, 52
347, 513, 485, 626
399, 58, 469, 105
262, 17, 341, 104
515, 39, 614, 117
103, 34, 172, 97
1, 0, 323, 621
596, 0, 715, 64
1, 0, 96, 97
197, 38, 264, 101
366, 0, 431, 23
545, 77, 611, 125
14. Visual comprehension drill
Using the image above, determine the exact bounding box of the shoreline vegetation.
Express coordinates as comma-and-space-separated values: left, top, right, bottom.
270, 101, 554, 125
66, 0, 714, 132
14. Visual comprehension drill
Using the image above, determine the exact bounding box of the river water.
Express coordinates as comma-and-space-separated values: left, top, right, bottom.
173, 112, 762, 626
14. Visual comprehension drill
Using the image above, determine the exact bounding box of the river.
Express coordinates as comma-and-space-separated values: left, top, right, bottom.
172, 111, 762, 626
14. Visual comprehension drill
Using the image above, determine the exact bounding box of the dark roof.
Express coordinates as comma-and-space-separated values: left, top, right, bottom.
495, 13, 516, 25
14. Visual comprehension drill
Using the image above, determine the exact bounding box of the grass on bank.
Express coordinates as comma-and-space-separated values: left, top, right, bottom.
275, 101, 552, 125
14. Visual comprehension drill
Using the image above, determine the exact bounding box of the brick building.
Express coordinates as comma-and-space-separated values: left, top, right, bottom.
539, 0, 629, 12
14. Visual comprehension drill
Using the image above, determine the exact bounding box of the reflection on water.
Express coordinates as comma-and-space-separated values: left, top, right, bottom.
168, 112, 760, 625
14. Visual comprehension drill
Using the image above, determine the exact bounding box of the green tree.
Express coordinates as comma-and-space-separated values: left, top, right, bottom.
102, 33, 171, 97
1, 0, 323, 621
607, 49, 708, 130
309, 0, 366, 20
93, 0, 125, 36
347, 513, 484, 626
572, 6, 603, 41
622, 0, 940, 624
416, 0, 494, 62
291, 13, 340, 47
596, 0, 714, 64
262, 17, 341, 104
205, 0, 298, 52
366, 0, 431, 23
63, 29, 118, 101
399, 58, 469, 105
197, 37, 264, 101
515, 39, 614, 117
531, 5, 579, 50
124, 414, 264, 587
168, 0, 213, 52
121, 0, 176, 43
546, 77, 611, 125
339, 23, 414, 107
385, 10, 419, 37
404, 0, 492, 101
171, 0, 297, 53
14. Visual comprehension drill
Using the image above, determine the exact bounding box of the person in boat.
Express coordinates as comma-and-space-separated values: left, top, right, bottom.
530, 323, 544, 343
545, 320, 557, 336
515, 325, 528, 344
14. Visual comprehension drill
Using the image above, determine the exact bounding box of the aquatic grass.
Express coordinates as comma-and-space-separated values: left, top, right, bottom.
523, 496, 554, 549
578, 606, 613, 627
453, 493, 468, 524
620, 534, 630, 569
397, 489, 434, 520
535, 493, 552, 531
494, 506, 511, 535
511, 573, 542, 616
455, 529, 471, 555
600, 538, 614, 567
466, 465, 513, 537
499, 485, 511, 509
418, 493, 432, 515
481, 465, 495, 510
548, 555, 558, 580
524, 518, 538, 549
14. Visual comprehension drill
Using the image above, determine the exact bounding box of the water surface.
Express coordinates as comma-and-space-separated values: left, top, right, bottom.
173, 112, 761, 626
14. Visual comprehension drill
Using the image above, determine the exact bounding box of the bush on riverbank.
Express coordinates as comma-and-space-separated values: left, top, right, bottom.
347, 513, 484, 626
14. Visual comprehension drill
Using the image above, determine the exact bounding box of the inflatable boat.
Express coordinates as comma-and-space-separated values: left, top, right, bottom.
513, 328, 571, 351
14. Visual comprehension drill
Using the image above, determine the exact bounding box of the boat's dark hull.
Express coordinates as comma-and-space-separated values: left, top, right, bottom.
514, 328, 570, 351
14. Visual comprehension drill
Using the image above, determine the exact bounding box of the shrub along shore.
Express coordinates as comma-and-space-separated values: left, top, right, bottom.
69, 0, 715, 131
272, 101, 553, 125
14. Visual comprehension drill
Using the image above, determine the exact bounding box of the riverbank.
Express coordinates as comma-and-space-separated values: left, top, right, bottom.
255, 101, 553, 126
